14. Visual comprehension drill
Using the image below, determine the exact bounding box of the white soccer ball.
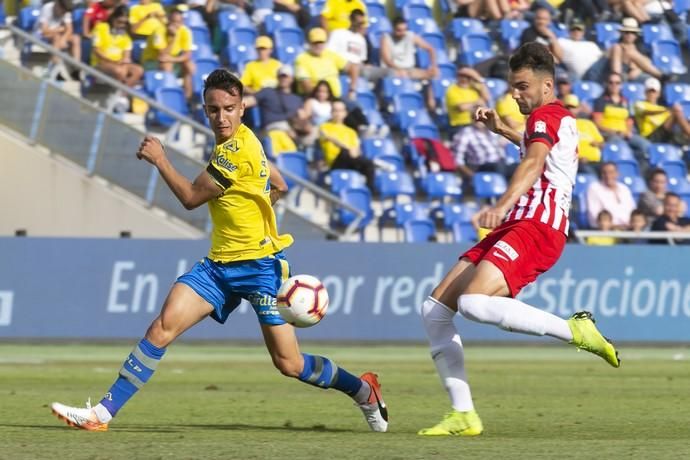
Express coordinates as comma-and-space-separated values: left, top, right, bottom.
276, 275, 329, 328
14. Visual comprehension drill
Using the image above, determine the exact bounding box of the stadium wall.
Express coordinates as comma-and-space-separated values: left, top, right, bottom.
1, 238, 689, 342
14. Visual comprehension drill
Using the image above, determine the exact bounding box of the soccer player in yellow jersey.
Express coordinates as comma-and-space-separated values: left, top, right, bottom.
50, 69, 388, 433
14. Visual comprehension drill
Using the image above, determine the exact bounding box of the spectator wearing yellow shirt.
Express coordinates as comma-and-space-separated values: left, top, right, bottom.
240, 36, 282, 94
564, 94, 604, 173
294, 28, 360, 99
495, 89, 525, 132
587, 210, 618, 245
319, 99, 375, 190
320, 0, 367, 32
142, 8, 195, 99
91, 6, 144, 87
129, 0, 166, 39
634, 77, 690, 144
445, 67, 490, 134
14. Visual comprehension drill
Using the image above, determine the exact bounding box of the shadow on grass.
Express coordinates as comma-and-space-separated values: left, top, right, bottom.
1, 423, 356, 434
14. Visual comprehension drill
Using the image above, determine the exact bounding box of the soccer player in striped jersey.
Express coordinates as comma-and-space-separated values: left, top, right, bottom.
50, 69, 387, 433
418, 43, 620, 437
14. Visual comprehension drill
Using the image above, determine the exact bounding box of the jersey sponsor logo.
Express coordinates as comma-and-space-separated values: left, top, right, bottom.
534, 120, 546, 133
215, 154, 238, 172
247, 293, 276, 307
222, 139, 239, 153
492, 251, 510, 262
494, 240, 519, 261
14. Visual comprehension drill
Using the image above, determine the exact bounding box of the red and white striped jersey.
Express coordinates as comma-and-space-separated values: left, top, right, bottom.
505, 100, 578, 235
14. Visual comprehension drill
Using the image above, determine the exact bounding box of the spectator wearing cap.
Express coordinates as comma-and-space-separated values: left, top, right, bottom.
294, 27, 360, 99
634, 77, 690, 144
35, 0, 81, 77
564, 94, 604, 173
586, 162, 637, 229
320, 0, 367, 32
240, 36, 283, 94
552, 19, 609, 82
380, 17, 439, 81
445, 66, 491, 134
609, 17, 664, 82
141, 8, 194, 99
83, 0, 116, 38
128, 0, 166, 40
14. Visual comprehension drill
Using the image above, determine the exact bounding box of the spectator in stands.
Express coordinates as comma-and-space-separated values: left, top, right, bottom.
586, 210, 618, 245
35, 0, 81, 78
634, 77, 690, 144
294, 27, 360, 99
320, 99, 375, 190
142, 8, 194, 100
445, 67, 491, 135
449, 0, 513, 20
302, 80, 335, 145
551, 19, 609, 82
240, 36, 282, 94
83, 0, 115, 38
451, 121, 509, 183
519, 6, 562, 54
564, 94, 604, 174
586, 162, 637, 229
650, 192, 690, 244
91, 5, 144, 88
559, 0, 608, 24
592, 72, 649, 162
274, 0, 311, 29
556, 74, 591, 116
608, 18, 664, 82
638, 168, 668, 221
327, 9, 387, 82
495, 86, 525, 132
628, 208, 649, 234
320, 0, 367, 32
128, 0, 166, 40
608, 0, 651, 24
380, 17, 439, 81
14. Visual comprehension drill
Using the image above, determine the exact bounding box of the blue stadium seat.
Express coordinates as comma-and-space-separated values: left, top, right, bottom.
451, 222, 477, 242
183, 9, 206, 28
574, 173, 597, 196
423, 172, 462, 201
375, 154, 405, 172
395, 0, 429, 6
340, 75, 370, 97
572, 189, 589, 229
418, 32, 448, 67
332, 187, 373, 238
473, 172, 507, 199
216, 9, 253, 33
375, 170, 416, 199
0, 3, 5, 25
363, 137, 399, 159
485, 78, 508, 103
621, 81, 645, 107
499, 19, 528, 51
190, 25, 212, 49
309, 0, 326, 20
448, 17, 486, 40
680, 193, 690, 218
614, 159, 640, 178
668, 177, 690, 193
572, 80, 604, 106
144, 70, 179, 96
355, 91, 377, 111
660, 160, 688, 181
648, 143, 683, 165
264, 12, 298, 35
275, 151, 309, 193
622, 175, 647, 201
601, 141, 635, 162
274, 27, 305, 64
328, 169, 368, 195
393, 92, 425, 127
363, 108, 387, 131
404, 218, 436, 242
652, 40, 687, 74
437, 202, 480, 229
17, 6, 40, 31
408, 17, 441, 34
642, 22, 674, 46
147, 87, 189, 128
458, 33, 495, 66
72, 8, 85, 35
365, 2, 387, 19
368, 15, 392, 34
378, 201, 431, 234
192, 42, 215, 60
408, 124, 441, 140
675, 0, 690, 14
595, 22, 620, 49
504, 142, 521, 164
430, 63, 456, 105
381, 76, 418, 104
131, 39, 146, 64
192, 57, 220, 101
680, 100, 690, 119
664, 82, 690, 105
402, 3, 432, 21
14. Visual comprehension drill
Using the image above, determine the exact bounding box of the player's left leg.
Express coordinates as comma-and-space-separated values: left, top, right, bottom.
260, 323, 388, 432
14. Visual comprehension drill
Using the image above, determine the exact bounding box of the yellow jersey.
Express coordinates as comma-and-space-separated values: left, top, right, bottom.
141, 24, 193, 63
241, 59, 283, 92
129, 2, 166, 36
496, 92, 526, 131
445, 84, 481, 127
319, 121, 359, 166
205, 124, 293, 262
321, 0, 367, 31
634, 100, 671, 138
294, 50, 347, 97
91, 22, 132, 65
576, 118, 604, 162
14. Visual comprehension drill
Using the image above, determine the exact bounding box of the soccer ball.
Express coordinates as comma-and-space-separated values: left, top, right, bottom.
276, 275, 329, 328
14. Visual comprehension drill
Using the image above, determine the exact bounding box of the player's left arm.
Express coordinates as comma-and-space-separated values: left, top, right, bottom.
269, 161, 289, 205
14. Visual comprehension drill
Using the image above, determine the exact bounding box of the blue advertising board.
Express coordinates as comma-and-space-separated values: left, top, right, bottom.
1, 238, 689, 342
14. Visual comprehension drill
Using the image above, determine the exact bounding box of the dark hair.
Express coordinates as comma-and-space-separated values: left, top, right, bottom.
108, 5, 128, 25
350, 8, 365, 21
203, 68, 243, 100
646, 167, 667, 183
630, 208, 645, 218
509, 42, 555, 78
665, 191, 680, 201
311, 80, 335, 101
597, 209, 612, 220
392, 16, 407, 27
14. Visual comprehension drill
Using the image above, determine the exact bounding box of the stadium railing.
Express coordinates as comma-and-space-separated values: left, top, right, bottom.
1, 23, 365, 240
574, 230, 690, 245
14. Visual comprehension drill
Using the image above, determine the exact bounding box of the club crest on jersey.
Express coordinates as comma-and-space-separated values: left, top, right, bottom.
222, 139, 239, 153
534, 120, 547, 133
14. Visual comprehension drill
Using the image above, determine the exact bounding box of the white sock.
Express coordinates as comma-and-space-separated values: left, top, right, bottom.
457, 294, 573, 341
421, 297, 474, 412
353, 380, 371, 405
93, 403, 113, 423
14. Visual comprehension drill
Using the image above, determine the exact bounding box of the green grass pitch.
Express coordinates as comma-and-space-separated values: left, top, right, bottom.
1, 343, 689, 460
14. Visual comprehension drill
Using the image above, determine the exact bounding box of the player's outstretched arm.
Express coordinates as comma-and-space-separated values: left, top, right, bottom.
475, 107, 522, 146
268, 161, 289, 205
136, 136, 221, 210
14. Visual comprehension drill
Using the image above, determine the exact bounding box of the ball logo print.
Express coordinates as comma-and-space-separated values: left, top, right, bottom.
276, 275, 329, 328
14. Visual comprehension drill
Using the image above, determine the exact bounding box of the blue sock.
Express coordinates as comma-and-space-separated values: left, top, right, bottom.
298, 353, 363, 396
99, 338, 166, 417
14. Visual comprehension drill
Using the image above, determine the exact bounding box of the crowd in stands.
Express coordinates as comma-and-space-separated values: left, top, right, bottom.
10, 0, 690, 243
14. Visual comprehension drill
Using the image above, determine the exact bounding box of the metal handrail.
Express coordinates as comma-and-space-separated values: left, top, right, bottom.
2, 23, 365, 237
575, 230, 690, 245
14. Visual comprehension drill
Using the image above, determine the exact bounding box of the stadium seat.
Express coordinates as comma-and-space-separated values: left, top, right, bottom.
274, 27, 305, 64
71, 8, 85, 35
601, 141, 635, 162
363, 108, 387, 132
375, 154, 406, 172
499, 19, 529, 51
183, 9, 206, 28
437, 202, 480, 229
680, 100, 690, 119
381, 77, 418, 104
572, 189, 589, 229
327, 169, 368, 195
191, 57, 219, 100
668, 177, 690, 193
407, 124, 441, 140
192, 42, 215, 60
368, 14, 392, 34
622, 175, 647, 201
664, 82, 690, 105
408, 17, 441, 34
340, 74, 370, 96
17, 6, 40, 31
378, 201, 431, 236
147, 87, 190, 128
333, 187, 374, 238
473, 172, 507, 199
423, 172, 462, 201
417, 32, 449, 67
660, 159, 688, 181
402, 3, 432, 21
574, 173, 597, 196
216, 9, 253, 33
430, 63, 456, 105
275, 152, 309, 204
572, 80, 604, 106
144, 70, 179, 96
621, 81, 645, 107
642, 23, 675, 46
362, 137, 400, 159
403, 218, 436, 242
485, 78, 508, 103
614, 159, 640, 179
131, 39, 146, 64
652, 40, 687, 75
595, 22, 621, 49
504, 142, 521, 164
448, 17, 486, 40
375, 170, 416, 199
355, 91, 378, 112
365, 2, 387, 19
458, 33, 495, 66
190, 25, 212, 50
451, 222, 477, 242
264, 12, 298, 35
550, 22, 568, 38
648, 143, 683, 165
393, 92, 426, 128
675, 0, 690, 14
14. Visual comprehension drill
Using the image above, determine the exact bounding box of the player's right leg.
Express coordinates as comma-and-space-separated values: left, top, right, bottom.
418, 258, 484, 436
51, 283, 214, 431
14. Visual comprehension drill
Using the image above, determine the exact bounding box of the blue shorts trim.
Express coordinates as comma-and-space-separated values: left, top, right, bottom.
176, 252, 290, 326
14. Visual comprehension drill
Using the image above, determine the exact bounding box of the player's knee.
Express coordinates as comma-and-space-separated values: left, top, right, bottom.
421, 296, 453, 323
457, 293, 493, 323
273, 356, 302, 378
145, 319, 177, 348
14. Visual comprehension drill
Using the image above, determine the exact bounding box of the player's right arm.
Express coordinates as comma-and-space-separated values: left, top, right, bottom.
475, 107, 522, 145
137, 136, 222, 209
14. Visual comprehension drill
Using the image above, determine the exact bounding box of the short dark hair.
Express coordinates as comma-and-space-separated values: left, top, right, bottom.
630, 208, 645, 218
350, 8, 365, 21
109, 5, 128, 25
203, 68, 243, 100
509, 42, 555, 78
597, 209, 612, 220
665, 191, 680, 201
647, 167, 667, 183
392, 16, 407, 27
